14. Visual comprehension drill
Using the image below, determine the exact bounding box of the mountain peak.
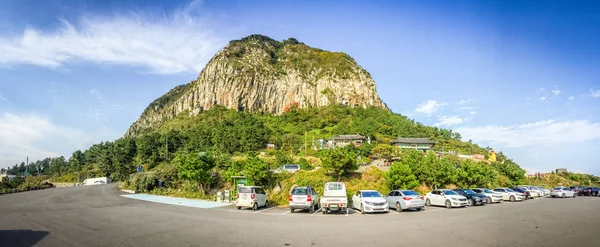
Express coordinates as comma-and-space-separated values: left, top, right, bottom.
126, 34, 387, 137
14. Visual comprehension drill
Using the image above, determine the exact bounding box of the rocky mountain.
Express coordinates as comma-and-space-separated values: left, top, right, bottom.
126, 35, 387, 137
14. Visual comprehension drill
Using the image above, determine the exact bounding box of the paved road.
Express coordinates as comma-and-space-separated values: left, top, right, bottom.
1, 185, 599, 247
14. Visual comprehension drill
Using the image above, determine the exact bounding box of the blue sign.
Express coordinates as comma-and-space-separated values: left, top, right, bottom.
137, 166, 143, 173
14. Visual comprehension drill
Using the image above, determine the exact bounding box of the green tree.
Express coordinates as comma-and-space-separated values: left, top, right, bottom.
319, 148, 357, 180
385, 161, 419, 190
371, 144, 399, 161
243, 157, 272, 187
176, 152, 216, 193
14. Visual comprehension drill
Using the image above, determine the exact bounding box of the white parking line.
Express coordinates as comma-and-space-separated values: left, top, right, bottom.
281, 210, 292, 215
311, 208, 322, 215
255, 207, 276, 213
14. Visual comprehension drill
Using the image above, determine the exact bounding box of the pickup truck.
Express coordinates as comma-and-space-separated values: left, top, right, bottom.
319, 182, 348, 214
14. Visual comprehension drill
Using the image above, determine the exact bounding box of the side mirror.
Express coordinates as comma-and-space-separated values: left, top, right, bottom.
440, 193, 445, 196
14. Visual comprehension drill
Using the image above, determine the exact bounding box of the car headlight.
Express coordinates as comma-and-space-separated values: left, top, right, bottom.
451, 197, 460, 201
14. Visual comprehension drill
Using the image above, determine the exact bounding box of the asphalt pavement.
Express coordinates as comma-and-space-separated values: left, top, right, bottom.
1, 184, 599, 247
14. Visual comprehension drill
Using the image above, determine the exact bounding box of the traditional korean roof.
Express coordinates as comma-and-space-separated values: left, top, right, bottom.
390, 138, 437, 144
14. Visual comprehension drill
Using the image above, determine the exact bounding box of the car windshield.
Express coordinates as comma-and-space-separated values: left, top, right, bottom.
483, 189, 494, 193
291, 188, 308, 195
464, 190, 477, 195
442, 190, 458, 195
553, 188, 563, 190
506, 189, 515, 192
362, 191, 382, 197
401, 190, 419, 196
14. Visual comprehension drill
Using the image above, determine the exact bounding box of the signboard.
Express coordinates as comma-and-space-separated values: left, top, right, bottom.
137, 166, 143, 173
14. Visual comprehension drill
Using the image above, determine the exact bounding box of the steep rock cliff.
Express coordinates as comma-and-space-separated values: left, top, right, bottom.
126, 35, 387, 136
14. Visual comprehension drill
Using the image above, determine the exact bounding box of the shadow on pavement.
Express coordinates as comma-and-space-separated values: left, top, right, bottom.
0, 230, 49, 247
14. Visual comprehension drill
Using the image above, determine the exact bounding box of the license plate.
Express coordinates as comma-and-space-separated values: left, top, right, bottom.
330, 204, 338, 208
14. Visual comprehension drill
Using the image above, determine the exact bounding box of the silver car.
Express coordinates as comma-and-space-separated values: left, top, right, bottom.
550, 187, 576, 198
386, 190, 425, 212
289, 186, 320, 213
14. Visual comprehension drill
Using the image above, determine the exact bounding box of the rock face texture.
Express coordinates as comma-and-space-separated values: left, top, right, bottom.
126, 35, 387, 136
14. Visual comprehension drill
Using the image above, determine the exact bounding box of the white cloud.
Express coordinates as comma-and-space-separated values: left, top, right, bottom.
526, 97, 531, 101
539, 88, 546, 91
551, 89, 561, 95
434, 115, 467, 127
0, 93, 14, 105
568, 96, 575, 100
469, 111, 477, 115
540, 97, 546, 101
457, 99, 473, 105
415, 100, 448, 114
0, 1, 225, 74
591, 89, 600, 98
0, 113, 114, 167
455, 119, 600, 148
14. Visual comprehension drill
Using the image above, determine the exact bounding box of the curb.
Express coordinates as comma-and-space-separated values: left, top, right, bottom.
121, 189, 139, 194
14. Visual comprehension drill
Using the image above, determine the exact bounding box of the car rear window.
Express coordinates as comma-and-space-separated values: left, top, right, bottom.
328, 183, 343, 190
239, 187, 252, 193
553, 188, 562, 190
401, 190, 419, 196
292, 188, 308, 195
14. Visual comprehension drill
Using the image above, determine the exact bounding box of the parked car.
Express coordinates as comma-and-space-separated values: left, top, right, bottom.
424, 189, 468, 209
517, 185, 541, 197
493, 188, 525, 202
580, 187, 600, 196
385, 190, 425, 212
531, 186, 546, 197
453, 189, 487, 206
236, 186, 269, 210
569, 186, 586, 195
320, 182, 348, 214
472, 188, 504, 204
352, 190, 389, 214
550, 187, 576, 198
516, 187, 537, 198
511, 188, 531, 200
289, 186, 320, 213
273, 164, 301, 174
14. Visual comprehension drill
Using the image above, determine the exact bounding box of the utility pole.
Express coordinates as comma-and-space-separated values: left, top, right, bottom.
304, 131, 307, 151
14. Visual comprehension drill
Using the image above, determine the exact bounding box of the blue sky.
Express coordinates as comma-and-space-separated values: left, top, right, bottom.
1, 0, 599, 175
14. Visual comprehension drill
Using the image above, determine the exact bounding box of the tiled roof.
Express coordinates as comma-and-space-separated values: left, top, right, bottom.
332, 134, 366, 140
391, 138, 437, 144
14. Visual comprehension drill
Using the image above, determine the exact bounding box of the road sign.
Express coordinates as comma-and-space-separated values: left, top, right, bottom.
137, 166, 143, 173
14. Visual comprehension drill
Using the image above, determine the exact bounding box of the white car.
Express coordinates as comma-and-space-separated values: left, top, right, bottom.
385, 190, 425, 212
424, 189, 468, 208
493, 188, 525, 202
236, 186, 269, 210
352, 190, 389, 214
550, 187, 576, 198
273, 164, 301, 174
472, 188, 504, 203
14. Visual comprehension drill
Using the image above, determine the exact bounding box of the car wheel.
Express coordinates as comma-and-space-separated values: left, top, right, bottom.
360, 204, 365, 214
309, 204, 315, 213
510, 196, 516, 202
237, 206, 241, 210
396, 202, 402, 212
290, 208, 294, 213
551, 195, 555, 198
417, 207, 424, 211
322, 209, 327, 214
265, 200, 269, 208
425, 199, 431, 207
252, 203, 258, 211
487, 197, 492, 204
573, 193, 576, 198
562, 193, 566, 199
467, 199, 473, 207
445, 200, 452, 209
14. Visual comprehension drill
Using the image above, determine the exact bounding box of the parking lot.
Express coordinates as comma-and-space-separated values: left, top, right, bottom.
1, 184, 599, 247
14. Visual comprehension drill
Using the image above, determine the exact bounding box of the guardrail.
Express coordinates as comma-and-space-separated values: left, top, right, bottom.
0, 186, 54, 195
